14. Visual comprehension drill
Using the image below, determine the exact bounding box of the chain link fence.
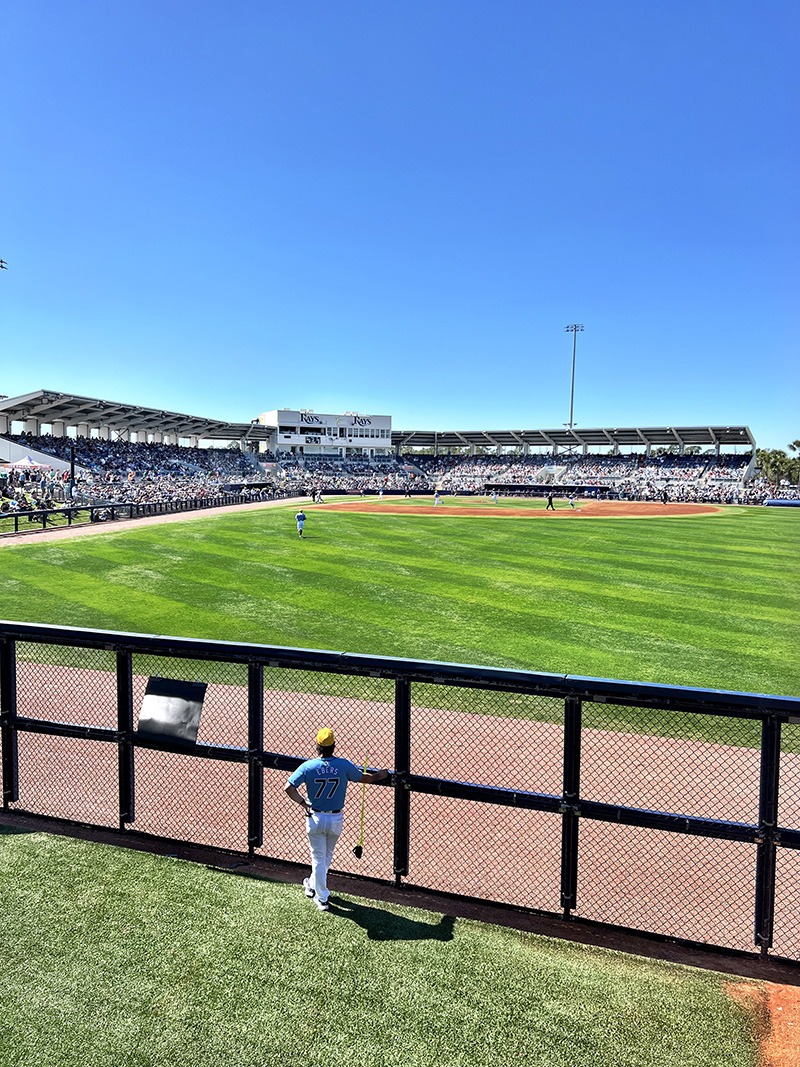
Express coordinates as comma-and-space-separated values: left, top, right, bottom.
409, 796, 562, 910
16, 642, 117, 729
131, 750, 248, 850
12, 732, 119, 827
773, 847, 800, 960
580, 702, 762, 824
409, 683, 564, 795
2, 623, 799, 962
131, 655, 248, 749
573, 822, 758, 952
779, 723, 800, 832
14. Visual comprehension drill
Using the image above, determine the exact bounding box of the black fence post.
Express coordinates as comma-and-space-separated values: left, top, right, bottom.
0, 637, 19, 806
116, 650, 135, 829
393, 677, 411, 884
560, 695, 582, 918
754, 714, 781, 955
247, 662, 264, 854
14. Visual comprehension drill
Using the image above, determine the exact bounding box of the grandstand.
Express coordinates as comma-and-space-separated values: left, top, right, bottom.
0, 389, 782, 509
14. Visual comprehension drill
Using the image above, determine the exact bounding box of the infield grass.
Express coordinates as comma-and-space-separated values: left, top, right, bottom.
0, 829, 759, 1067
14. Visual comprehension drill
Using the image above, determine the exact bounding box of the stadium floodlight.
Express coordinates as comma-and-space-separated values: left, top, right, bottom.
564, 324, 584, 430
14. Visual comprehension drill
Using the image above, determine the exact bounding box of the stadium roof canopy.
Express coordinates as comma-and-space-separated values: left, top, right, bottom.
391, 425, 755, 451
0, 391, 754, 452
0, 390, 270, 442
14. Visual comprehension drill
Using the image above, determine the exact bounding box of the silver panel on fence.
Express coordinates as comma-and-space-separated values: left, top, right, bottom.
137, 677, 207, 743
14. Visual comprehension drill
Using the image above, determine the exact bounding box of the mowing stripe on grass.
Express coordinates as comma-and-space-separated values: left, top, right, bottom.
0, 507, 796, 706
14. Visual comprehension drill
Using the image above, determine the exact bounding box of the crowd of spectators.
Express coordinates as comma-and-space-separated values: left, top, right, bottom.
0, 432, 280, 513
0, 465, 291, 514
704, 455, 752, 481
406, 450, 757, 494
278, 455, 418, 495
6, 432, 263, 482
614, 481, 797, 505
408, 454, 555, 491
0, 464, 66, 514
1, 434, 786, 516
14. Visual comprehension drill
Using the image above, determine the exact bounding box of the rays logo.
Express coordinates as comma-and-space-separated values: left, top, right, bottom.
352, 416, 372, 427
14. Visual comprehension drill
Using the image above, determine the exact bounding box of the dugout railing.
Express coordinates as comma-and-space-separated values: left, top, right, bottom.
1, 620, 799, 963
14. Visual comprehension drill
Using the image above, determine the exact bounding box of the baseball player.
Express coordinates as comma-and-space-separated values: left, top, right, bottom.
295, 509, 306, 537
284, 728, 391, 911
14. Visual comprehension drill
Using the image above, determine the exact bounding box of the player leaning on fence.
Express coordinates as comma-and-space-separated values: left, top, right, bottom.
284, 728, 391, 911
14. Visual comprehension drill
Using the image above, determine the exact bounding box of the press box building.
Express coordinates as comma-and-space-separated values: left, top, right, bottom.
258, 409, 393, 458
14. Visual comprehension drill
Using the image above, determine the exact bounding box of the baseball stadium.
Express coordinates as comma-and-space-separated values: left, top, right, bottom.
1, 389, 799, 1066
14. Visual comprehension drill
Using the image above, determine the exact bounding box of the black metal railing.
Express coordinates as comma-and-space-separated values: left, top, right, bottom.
0, 492, 296, 537
1, 619, 798, 961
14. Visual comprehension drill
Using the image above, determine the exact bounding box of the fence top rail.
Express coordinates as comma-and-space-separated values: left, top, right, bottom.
565, 674, 800, 716
0, 492, 254, 522
1, 619, 798, 718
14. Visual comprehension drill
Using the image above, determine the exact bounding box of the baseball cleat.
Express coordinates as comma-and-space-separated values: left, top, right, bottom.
315, 898, 330, 912
302, 878, 315, 898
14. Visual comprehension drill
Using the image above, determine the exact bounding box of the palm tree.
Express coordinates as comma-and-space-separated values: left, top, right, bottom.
788, 440, 800, 485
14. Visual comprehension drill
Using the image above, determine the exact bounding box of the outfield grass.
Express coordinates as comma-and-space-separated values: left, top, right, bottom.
0, 829, 759, 1067
0, 501, 796, 697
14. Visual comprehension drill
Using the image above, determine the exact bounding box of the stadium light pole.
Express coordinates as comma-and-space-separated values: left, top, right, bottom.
565, 324, 584, 430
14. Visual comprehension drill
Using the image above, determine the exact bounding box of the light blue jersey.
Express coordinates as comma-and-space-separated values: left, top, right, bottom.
288, 756, 363, 811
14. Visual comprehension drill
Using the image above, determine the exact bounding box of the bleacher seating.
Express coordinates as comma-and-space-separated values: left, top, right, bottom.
0, 432, 765, 510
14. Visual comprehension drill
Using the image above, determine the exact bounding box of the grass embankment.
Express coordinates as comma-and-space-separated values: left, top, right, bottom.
0, 508, 94, 536
0, 829, 759, 1067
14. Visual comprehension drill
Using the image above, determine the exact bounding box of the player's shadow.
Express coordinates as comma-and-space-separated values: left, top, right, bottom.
0, 823, 32, 836
327, 896, 455, 942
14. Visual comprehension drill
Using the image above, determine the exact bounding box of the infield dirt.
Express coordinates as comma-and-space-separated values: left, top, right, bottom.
319, 499, 724, 518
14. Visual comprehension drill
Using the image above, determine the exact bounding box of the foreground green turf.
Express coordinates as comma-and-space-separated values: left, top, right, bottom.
0, 501, 796, 699
0, 829, 758, 1067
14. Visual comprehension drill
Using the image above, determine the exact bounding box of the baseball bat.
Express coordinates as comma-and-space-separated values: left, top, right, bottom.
353, 752, 368, 859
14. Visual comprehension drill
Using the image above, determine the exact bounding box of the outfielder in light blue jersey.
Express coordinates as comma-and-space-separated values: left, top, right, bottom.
288, 755, 363, 812
285, 728, 390, 911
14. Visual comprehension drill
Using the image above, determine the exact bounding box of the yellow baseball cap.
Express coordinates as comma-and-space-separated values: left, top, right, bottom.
316, 728, 335, 747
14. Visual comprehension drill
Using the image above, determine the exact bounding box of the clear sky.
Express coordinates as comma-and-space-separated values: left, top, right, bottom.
2, 1, 798, 448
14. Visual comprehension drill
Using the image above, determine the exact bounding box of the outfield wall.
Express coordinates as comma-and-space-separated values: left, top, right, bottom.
1, 620, 799, 963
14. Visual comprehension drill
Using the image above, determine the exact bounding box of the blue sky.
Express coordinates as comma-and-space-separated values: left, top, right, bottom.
2, 1, 797, 448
